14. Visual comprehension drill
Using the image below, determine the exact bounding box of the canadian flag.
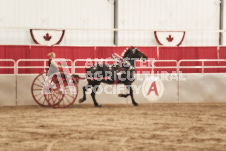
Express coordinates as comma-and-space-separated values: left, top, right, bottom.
154, 31, 185, 46
30, 29, 65, 46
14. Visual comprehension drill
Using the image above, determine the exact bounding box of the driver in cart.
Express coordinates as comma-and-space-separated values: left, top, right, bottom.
45, 52, 65, 94
45, 52, 76, 94
47, 52, 61, 76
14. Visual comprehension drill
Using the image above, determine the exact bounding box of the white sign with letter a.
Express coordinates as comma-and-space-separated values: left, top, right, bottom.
142, 76, 164, 102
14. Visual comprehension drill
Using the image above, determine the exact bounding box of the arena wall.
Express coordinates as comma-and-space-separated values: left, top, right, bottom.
1, 73, 226, 106
16, 75, 37, 105
0, 75, 16, 106
179, 74, 226, 103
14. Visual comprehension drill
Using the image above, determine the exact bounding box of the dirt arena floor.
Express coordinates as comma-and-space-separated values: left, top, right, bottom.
0, 103, 226, 151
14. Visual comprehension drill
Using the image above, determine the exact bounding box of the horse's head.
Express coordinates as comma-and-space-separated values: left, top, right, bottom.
123, 47, 147, 61
122, 47, 147, 67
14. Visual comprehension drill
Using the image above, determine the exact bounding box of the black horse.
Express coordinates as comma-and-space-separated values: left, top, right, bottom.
79, 47, 147, 107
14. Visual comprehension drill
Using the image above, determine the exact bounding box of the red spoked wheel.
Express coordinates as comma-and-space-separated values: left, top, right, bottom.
44, 72, 78, 108
31, 72, 50, 107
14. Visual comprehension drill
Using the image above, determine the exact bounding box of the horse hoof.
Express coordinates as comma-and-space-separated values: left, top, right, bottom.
118, 94, 124, 97
133, 103, 139, 106
95, 104, 102, 107
79, 98, 85, 103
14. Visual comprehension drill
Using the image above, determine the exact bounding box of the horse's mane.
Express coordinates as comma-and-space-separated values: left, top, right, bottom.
121, 48, 131, 58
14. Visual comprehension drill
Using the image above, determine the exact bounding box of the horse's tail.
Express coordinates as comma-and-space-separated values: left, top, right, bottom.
72, 75, 85, 79
72, 74, 85, 83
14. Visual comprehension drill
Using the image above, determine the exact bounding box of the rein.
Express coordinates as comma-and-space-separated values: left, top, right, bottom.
112, 53, 123, 85
112, 52, 134, 85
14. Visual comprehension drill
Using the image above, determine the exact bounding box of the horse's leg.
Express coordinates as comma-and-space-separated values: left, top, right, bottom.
79, 84, 92, 103
126, 85, 138, 106
91, 84, 101, 107
118, 94, 130, 98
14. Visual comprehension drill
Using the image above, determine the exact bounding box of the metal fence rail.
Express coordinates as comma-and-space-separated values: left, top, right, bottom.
136, 60, 177, 73
16, 59, 73, 74
1, 59, 226, 74
74, 59, 116, 74
0, 59, 16, 74
1, 58, 226, 104
177, 59, 226, 73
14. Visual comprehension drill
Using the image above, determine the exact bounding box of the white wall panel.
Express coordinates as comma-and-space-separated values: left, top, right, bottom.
4, 73, 226, 106
0, 75, 16, 106
0, 0, 221, 46
116, 0, 153, 46
117, 0, 220, 46
179, 74, 226, 103
223, 0, 226, 45
0, 0, 114, 45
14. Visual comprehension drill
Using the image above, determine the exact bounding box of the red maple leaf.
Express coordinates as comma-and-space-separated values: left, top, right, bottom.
166, 35, 174, 42
43, 33, 52, 41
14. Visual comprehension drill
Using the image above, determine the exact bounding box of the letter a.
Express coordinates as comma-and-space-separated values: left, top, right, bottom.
147, 81, 158, 96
